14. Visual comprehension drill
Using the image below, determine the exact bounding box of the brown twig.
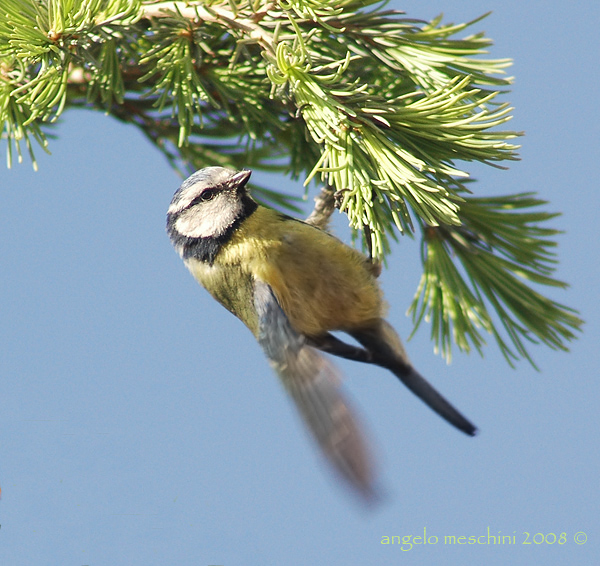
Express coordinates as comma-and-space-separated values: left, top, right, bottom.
305, 184, 336, 229
141, 1, 277, 55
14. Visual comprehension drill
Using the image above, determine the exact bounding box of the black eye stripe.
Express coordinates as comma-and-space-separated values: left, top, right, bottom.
200, 188, 218, 201
188, 188, 220, 207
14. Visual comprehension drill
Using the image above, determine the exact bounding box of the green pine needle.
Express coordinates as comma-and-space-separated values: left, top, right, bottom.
409, 194, 582, 367
0, 0, 583, 366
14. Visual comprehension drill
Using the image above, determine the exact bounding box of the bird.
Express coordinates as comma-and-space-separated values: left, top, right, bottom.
166, 166, 477, 499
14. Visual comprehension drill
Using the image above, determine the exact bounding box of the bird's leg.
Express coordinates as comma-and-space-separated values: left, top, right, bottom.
308, 333, 375, 365
349, 320, 478, 436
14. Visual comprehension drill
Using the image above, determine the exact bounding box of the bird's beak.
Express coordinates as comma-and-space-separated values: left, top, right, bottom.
231, 169, 252, 192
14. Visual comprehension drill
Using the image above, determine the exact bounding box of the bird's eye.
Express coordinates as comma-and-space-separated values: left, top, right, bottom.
200, 189, 217, 201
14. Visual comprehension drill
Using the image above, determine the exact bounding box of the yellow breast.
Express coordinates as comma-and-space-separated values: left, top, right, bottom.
219, 207, 386, 337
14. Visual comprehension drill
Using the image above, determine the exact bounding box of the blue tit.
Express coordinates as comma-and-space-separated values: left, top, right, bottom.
167, 166, 477, 499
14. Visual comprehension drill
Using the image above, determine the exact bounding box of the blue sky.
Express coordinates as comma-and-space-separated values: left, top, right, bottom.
1, 1, 598, 565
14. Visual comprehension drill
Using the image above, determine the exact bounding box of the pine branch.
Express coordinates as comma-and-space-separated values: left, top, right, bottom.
0, 0, 583, 366
409, 193, 581, 366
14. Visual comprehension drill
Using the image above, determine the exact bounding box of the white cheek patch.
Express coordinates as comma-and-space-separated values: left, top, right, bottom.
174, 194, 242, 238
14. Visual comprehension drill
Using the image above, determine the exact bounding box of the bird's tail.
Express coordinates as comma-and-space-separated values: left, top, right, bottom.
255, 279, 377, 501
279, 344, 377, 501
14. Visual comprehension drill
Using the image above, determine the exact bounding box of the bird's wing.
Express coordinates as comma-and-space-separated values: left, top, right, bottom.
253, 279, 375, 500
